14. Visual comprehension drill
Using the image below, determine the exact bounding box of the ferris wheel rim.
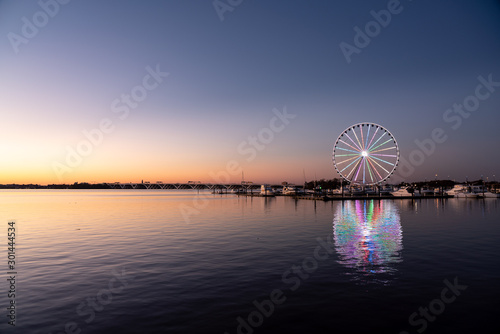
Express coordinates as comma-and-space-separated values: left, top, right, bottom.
332, 122, 399, 185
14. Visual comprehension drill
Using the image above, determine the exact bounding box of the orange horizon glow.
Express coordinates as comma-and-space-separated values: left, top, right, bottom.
0, 158, 318, 185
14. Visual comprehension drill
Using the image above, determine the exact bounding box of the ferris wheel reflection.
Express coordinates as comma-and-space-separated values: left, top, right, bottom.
333, 200, 403, 281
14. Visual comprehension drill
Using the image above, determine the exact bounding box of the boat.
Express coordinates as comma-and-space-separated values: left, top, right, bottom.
477, 191, 499, 198
391, 186, 419, 197
282, 185, 298, 195
260, 184, 275, 197
330, 188, 343, 195
446, 185, 462, 197
455, 191, 478, 198
273, 188, 283, 195
454, 185, 478, 198
471, 185, 499, 198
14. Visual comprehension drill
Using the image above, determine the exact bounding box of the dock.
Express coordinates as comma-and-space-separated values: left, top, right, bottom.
235, 193, 454, 201
235, 193, 276, 197
291, 194, 454, 201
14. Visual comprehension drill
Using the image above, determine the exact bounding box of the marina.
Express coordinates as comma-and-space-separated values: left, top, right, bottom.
289, 194, 453, 201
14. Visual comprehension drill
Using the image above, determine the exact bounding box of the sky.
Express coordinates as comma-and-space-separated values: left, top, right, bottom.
1, 0, 500, 185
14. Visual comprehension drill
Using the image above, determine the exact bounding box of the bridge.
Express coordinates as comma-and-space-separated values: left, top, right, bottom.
105, 181, 262, 190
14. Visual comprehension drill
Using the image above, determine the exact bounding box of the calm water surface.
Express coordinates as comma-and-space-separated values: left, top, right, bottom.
0, 190, 499, 334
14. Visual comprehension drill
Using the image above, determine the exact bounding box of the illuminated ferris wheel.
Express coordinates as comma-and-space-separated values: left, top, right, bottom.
333, 123, 399, 185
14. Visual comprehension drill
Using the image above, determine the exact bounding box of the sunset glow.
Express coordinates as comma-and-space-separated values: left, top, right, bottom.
1, 1, 499, 185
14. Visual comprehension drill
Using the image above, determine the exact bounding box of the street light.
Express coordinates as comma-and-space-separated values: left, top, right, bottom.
481, 175, 485, 195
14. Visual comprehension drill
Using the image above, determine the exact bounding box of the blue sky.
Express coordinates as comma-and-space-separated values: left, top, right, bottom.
1, 0, 500, 184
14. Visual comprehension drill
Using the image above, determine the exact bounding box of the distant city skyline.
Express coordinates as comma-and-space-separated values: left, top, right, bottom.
1, 0, 500, 185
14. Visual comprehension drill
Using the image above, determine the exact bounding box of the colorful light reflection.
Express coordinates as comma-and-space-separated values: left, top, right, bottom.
333, 200, 403, 277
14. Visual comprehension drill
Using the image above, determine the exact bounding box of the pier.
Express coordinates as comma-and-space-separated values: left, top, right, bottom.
105, 182, 261, 190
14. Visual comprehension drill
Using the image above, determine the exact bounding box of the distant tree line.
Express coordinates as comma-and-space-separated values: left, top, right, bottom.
304, 178, 342, 190
1, 180, 498, 191
0, 182, 110, 189
302, 178, 500, 191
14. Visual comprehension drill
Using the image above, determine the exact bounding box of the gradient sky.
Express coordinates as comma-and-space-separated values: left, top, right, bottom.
1, 0, 500, 184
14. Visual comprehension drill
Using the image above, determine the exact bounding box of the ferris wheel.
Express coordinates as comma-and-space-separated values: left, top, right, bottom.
333, 123, 399, 185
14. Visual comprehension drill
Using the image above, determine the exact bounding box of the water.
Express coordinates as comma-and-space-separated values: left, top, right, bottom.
0, 190, 499, 334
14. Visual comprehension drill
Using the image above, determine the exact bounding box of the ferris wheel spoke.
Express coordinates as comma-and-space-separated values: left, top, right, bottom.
335, 155, 361, 166
360, 126, 365, 150
366, 158, 383, 180
367, 156, 390, 174
336, 145, 360, 154
336, 154, 359, 157
368, 133, 386, 151
346, 158, 362, 180
370, 146, 396, 154
344, 157, 363, 179
369, 138, 393, 152
351, 128, 363, 151
344, 133, 362, 151
362, 157, 366, 183
369, 155, 396, 166
366, 126, 379, 149
354, 157, 364, 182
365, 125, 371, 150
366, 157, 384, 180
340, 156, 362, 173
370, 154, 397, 158
338, 140, 361, 152
366, 159, 374, 183
367, 132, 386, 151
